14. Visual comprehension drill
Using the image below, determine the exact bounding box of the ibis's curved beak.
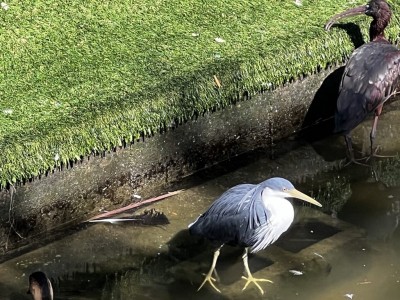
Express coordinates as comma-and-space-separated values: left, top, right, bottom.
325, 5, 367, 31
288, 189, 322, 207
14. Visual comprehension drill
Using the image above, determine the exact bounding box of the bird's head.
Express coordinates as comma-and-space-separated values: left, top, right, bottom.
27, 271, 53, 300
324, 0, 391, 33
365, 0, 391, 19
264, 177, 322, 207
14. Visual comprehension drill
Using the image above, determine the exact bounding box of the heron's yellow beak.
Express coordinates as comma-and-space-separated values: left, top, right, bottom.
287, 189, 322, 207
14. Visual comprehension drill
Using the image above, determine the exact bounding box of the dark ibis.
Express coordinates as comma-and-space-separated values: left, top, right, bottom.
188, 177, 321, 294
325, 0, 400, 162
27, 271, 53, 300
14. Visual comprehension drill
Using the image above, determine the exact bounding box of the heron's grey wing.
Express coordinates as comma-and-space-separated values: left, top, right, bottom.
200, 184, 255, 217
336, 42, 400, 133
189, 182, 269, 247
236, 184, 271, 247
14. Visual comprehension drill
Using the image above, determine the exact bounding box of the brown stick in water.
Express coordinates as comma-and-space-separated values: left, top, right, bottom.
86, 189, 183, 221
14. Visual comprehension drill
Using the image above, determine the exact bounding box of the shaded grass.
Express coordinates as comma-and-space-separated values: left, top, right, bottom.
0, 0, 399, 186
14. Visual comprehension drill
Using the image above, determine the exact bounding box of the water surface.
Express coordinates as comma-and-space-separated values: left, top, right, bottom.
1, 108, 400, 300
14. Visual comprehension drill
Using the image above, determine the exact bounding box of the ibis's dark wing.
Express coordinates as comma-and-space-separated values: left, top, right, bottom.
335, 42, 400, 134
189, 182, 269, 248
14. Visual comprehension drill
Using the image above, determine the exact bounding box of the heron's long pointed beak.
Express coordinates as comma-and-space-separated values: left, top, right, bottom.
288, 189, 322, 207
325, 5, 367, 31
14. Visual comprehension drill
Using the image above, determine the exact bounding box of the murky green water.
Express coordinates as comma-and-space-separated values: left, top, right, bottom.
1, 108, 400, 299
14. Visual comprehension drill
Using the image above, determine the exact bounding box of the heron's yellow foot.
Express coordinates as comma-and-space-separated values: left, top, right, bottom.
197, 246, 222, 293
198, 271, 221, 293
241, 274, 273, 295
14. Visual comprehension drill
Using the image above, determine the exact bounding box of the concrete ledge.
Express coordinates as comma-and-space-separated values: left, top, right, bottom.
0, 67, 338, 253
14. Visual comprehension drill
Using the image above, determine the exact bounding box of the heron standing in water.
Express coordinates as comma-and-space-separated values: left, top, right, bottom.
189, 177, 322, 294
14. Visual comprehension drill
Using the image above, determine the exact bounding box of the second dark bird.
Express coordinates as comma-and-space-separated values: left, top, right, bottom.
27, 271, 53, 300
325, 0, 400, 163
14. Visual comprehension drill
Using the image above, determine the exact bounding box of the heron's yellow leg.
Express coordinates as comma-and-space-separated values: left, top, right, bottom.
241, 247, 273, 295
197, 245, 223, 293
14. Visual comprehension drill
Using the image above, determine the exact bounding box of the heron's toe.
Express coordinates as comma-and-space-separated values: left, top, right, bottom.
241, 275, 273, 295
197, 273, 221, 293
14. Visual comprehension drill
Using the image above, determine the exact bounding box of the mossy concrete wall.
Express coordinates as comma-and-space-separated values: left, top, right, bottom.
0, 67, 338, 255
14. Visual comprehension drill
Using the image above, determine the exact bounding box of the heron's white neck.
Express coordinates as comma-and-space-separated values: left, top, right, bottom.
262, 188, 294, 232
249, 188, 295, 253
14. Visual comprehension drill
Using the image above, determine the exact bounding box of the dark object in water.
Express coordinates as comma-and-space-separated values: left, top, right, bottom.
27, 271, 53, 300
89, 209, 169, 226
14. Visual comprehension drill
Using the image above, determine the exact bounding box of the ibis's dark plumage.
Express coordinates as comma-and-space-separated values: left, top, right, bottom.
189, 177, 321, 294
325, 0, 400, 161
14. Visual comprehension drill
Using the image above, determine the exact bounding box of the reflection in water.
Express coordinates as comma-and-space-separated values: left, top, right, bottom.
313, 175, 352, 218
1, 110, 400, 299
386, 200, 400, 241
374, 155, 400, 187
101, 255, 175, 300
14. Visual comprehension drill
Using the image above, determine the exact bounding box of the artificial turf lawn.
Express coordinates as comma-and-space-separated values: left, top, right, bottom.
0, 0, 399, 187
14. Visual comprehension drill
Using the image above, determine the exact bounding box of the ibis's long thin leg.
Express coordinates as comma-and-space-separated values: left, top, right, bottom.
369, 89, 400, 159
343, 135, 369, 166
368, 104, 394, 159
345, 134, 356, 162
370, 105, 382, 156
241, 247, 273, 295
197, 245, 223, 293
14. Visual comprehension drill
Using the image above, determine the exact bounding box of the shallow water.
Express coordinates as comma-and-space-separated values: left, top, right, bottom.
1, 107, 400, 299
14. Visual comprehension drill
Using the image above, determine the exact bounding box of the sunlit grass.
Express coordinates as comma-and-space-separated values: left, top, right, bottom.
0, 0, 399, 186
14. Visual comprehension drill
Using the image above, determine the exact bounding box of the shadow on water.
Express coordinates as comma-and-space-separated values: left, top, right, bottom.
0, 283, 26, 300
299, 65, 345, 161
300, 66, 343, 141
274, 221, 341, 253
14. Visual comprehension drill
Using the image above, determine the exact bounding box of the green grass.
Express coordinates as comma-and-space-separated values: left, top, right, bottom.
0, 0, 399, 187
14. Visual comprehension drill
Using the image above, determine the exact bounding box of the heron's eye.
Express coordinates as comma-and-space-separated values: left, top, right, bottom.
282, 187, 287, 191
